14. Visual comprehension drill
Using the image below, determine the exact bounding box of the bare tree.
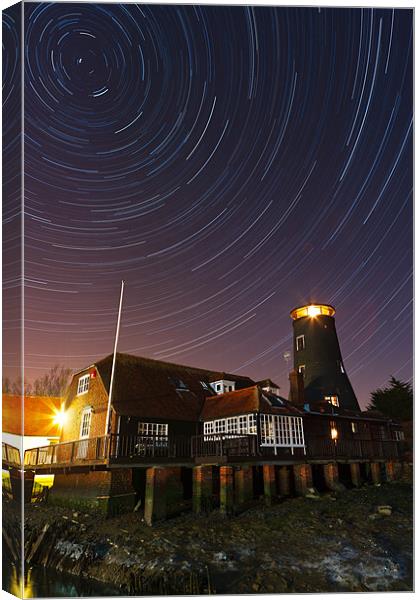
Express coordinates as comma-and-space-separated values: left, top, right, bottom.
32, 365, 72, 397
3, 366, 72, 397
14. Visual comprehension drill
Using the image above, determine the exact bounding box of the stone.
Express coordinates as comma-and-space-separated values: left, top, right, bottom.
377, 505, 392, 516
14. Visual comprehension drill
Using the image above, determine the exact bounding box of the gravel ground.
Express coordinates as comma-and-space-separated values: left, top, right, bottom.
5, 480, 413, 595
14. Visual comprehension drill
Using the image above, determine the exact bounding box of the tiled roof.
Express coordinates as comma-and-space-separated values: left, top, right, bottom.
94, 353, 255, 422
2, 394, 62, 436
200, 386, 303, 420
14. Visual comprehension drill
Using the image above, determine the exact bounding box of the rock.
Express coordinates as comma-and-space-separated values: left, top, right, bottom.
305, 493, 321, 500
72, 512, 79, 518
377, 505, 392, 516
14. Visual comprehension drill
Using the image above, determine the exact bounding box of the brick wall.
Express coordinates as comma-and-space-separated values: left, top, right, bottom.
61, 367, 117, 442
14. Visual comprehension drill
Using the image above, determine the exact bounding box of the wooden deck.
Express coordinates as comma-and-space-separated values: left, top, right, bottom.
12, 432, 405, 474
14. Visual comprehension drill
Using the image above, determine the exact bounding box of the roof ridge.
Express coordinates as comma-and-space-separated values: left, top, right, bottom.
95, 351, 254, 380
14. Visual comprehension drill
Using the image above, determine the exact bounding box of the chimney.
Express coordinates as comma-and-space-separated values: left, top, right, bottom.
289, 369, 305, 405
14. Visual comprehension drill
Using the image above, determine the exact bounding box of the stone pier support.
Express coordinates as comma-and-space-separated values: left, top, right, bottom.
293, 464, 313, 496
234, 466, 253, 507
277, 466, 291, 497
323, 462, 342, 491
350, 463, 362, 487
220, 466, 234, 516
144, 467, 167, 525
370, 462, 382, 485
192, 465, 213, 514
49, 469, 135, 515
263, 464, 276, 505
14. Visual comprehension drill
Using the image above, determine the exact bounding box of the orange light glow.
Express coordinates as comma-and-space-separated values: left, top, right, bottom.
52, 404, 67, 428
290, 304, 335, 320
330, 427, 338, 440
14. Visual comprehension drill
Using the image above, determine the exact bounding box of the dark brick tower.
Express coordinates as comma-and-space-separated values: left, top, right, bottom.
290, 304, 360, 411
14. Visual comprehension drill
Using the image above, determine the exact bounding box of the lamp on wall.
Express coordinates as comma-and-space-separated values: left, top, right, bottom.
52, 404, 67, 428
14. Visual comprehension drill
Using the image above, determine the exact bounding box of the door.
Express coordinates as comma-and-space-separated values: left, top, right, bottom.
77, 407, 92, 459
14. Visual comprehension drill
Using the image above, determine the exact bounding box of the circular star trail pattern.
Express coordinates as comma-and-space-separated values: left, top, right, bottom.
19, 5, 413, 407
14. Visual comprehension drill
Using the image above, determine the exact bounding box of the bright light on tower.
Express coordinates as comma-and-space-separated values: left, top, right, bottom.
52, 404, 67, 428
307, 305, 321, 318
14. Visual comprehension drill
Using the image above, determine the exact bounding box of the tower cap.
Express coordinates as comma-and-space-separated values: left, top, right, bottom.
290, 303, 335, 320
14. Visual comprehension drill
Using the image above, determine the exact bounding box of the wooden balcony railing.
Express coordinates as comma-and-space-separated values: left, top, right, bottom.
24, 436, 110, 468
191, 434, 258, 458
22, 433, 404, 469
108, 434, 191, 461
305, 436, 403, 461
2, 443, 21, 468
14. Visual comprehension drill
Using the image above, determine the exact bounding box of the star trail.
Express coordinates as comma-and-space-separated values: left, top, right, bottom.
3, 4, 413, 408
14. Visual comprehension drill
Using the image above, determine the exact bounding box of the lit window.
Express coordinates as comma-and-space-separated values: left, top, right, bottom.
80, 407, 92, 438
138, 422, 168, 437
340, 362, 345, 374
298, 365, 305, 378
77, 374, 90, 396
330, 421, 338, 440
325, 395, 339, 407
296, 335, 305, 351
351, 422, 358, 434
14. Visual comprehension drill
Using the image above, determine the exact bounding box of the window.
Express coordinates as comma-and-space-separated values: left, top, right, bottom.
259, 414, 305, 448
325, 395, 339, 407
393, 430, 405, 441
298, 365, 305, 378
330, 420, 338, 440
296, 335, 305, 351
138, 422, 168, 437
340, 362, 345, 374
216, 384, 221, 392
351, 422, 358, 434
80, 407, 92, 438
77, 374, 90, 396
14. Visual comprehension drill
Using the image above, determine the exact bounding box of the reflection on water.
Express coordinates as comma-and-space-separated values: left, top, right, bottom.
3, 559, 121, 598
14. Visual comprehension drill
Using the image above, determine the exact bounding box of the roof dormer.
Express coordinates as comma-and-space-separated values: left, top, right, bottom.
210, 380, 236, 395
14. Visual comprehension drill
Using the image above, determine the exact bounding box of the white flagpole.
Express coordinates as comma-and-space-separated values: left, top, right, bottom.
104, 280, 125, 436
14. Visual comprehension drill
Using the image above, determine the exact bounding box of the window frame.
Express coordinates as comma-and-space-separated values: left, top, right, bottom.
79, 407, 92, 439
296, 335, 305, 351
77, 374, 90, 396
137, 422, 169, 437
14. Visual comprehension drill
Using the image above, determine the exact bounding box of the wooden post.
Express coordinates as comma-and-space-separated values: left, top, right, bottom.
350, 462, 362, 487
193, 466, 213, 514
277, 466, 291, 496
235, 466, 253, 507
293, 464, 313, 495
263, 464, 276, 505
370, 462, 382, 484
219, 466, 234, 516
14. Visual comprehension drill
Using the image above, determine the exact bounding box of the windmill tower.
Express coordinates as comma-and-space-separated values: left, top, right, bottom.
290, 303, 360, 411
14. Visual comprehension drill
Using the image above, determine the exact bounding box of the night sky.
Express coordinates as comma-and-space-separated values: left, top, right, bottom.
4, 4, 413, 408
